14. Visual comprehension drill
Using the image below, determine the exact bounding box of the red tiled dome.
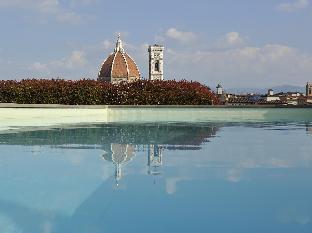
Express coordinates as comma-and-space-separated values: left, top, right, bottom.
98, 36, 140, 83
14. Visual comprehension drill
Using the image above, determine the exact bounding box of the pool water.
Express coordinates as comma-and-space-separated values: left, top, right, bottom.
0, 122, 311, 233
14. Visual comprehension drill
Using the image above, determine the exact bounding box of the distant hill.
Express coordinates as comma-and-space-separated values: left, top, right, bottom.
226, 85, 305, 95
270, 85, 306, 93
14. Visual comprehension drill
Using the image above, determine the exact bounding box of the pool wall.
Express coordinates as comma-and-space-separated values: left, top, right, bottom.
0, 104, 311, 129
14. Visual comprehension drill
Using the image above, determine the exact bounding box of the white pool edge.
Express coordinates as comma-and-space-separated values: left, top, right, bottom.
0, 105, 311, 132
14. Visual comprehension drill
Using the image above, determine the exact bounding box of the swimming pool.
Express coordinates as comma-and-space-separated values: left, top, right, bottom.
0, 122, 311, 233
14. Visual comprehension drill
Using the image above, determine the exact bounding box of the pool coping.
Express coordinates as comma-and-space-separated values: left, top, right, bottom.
0, 105, 311, 132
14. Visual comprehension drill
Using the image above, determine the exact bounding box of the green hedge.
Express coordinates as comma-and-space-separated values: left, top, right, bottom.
0, 79, 219, 105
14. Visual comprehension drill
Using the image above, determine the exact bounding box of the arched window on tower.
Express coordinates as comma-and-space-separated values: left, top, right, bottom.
155, 61, 160, 72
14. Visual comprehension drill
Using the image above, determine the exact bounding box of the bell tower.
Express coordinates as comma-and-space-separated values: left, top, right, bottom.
307, 82, 312, 97
148, 45, 164, 80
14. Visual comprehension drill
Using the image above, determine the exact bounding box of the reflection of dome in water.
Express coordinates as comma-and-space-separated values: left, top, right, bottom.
102, 144, 135, 164
102, 144, 135, 185
98, 35, 140, 84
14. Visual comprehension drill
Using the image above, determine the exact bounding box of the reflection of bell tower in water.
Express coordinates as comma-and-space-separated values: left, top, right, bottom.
306, 123, 312, 135
148, 145, 163, 176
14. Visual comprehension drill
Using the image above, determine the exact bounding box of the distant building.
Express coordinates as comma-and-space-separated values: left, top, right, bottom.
265, 89, 280, 102
281, 92, 303, 105
223, 88, 293, 106
307, 82, 312, 97
304, 82, 312, 105
226, 94, 258, 106
148, 45, 164, 80
226, 87, 311, 106
216, 84, 227, 103
98, 35, 141, 84
216, 84, 223, 95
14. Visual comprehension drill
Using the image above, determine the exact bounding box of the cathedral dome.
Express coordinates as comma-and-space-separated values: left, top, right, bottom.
98, 35, 140, 83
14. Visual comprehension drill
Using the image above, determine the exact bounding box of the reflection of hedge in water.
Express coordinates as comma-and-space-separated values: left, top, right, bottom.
0, 124, 220, 146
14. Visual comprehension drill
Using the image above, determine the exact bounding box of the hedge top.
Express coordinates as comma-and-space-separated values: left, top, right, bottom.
0, 79, 219, 105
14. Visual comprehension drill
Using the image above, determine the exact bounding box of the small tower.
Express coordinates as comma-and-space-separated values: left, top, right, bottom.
216, 84, 223, 96
268, 89, 274, 96
306, 82, 312, 96
148, 45, 164, 80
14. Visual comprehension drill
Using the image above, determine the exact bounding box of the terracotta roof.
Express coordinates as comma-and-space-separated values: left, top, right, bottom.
99, 54, 114, 78
257, 100, 287, 105
227, 97, 288, 105
111, 51, 128, 78
228, 97, 255, 104
124, 53, 140, 77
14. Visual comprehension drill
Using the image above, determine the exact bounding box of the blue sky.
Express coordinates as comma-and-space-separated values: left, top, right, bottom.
0, 0, 312, 88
